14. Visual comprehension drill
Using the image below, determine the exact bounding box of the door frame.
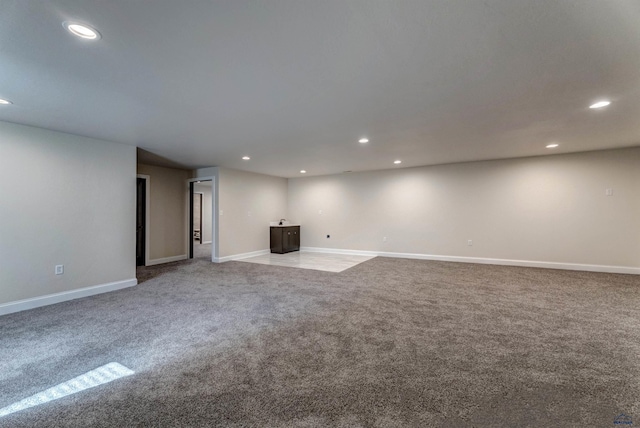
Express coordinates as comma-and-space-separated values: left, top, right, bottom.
187, 176, 217, 262
136, 174, 151, 266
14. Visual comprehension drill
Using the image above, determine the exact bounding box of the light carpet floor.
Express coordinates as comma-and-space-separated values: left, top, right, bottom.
1, 257, 639, 427
193, 241, 212, 260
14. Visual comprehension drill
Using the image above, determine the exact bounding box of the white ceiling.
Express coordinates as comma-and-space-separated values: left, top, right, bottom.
2, 1, 640, 177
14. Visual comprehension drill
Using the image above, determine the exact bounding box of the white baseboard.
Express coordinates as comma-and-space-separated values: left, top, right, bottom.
0, 278, 137, 317
214, 249, 270, 263
300, 247, 640, 275
147, 254, 187, 266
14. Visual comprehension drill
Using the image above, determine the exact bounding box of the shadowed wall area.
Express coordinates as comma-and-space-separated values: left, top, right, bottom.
1, 258, 639, 427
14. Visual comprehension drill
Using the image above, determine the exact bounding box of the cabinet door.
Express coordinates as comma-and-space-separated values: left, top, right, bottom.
270, 227, 283, 253
291, 227, 300, 250
283, 228, 293, 252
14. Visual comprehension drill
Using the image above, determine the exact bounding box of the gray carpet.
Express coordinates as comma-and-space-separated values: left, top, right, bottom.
1, 257, 639, 427
193, 241, 212, 260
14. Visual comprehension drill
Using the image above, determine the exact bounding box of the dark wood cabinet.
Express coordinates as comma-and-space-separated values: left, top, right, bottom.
270, 226, 300, 254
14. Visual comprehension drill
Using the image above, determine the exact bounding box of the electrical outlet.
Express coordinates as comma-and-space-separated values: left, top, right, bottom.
605, 188, 613, 196
383, 237, 387, 242
467, 240, 473, 246
247, 211, 252, 217
319, 210, 323, 215
55, 265, 64, 275
219, 210, 223, 216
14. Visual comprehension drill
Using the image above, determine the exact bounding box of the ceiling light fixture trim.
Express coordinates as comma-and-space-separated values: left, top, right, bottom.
589, 100, 611, 109
63, 21, 101, 40
0, 98, 12, 105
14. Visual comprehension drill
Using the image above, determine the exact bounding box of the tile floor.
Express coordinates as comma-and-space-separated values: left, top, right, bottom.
239, 251, 375, 272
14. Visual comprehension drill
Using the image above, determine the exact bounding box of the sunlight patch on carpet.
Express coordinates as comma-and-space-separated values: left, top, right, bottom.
0, 362, 134, 417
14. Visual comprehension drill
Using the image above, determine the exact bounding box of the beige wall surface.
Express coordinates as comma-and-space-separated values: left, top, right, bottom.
218, 168, 288, 258
0, 121, 136, 305
194, 182, 213, 244
288, 148, 640, 269
137, 164, 190, 261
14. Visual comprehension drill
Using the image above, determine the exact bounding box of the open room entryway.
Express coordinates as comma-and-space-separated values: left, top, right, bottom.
189, 179, 213, 261
193, 192, 202, 244
135, 175, 149, 266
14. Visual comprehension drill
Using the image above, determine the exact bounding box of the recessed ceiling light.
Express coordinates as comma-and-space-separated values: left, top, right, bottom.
242, 156, 250, 160
63, 21, 101, 40
546, 143, 559, 148
359, 138, 369, 144
300, 170, 307, 174
394, 160, 402, 164
0, 98, 12, 105
589, 100, 610, 109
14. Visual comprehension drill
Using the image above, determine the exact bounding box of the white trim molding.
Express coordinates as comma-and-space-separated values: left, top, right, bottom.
0, 278, 137, 317
300, 247, 640, 275
214, 249, 270, 263
147, 255, 188, 266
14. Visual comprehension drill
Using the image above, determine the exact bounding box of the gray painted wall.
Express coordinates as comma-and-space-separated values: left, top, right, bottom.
288, 148, 640, 270
217, 167, 288, 258
0, 121, 136, 305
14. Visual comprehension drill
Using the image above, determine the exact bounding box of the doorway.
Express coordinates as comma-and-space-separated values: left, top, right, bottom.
193, 193, 203, 245
136, 176, 147, 266
189, 179, 213, 260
